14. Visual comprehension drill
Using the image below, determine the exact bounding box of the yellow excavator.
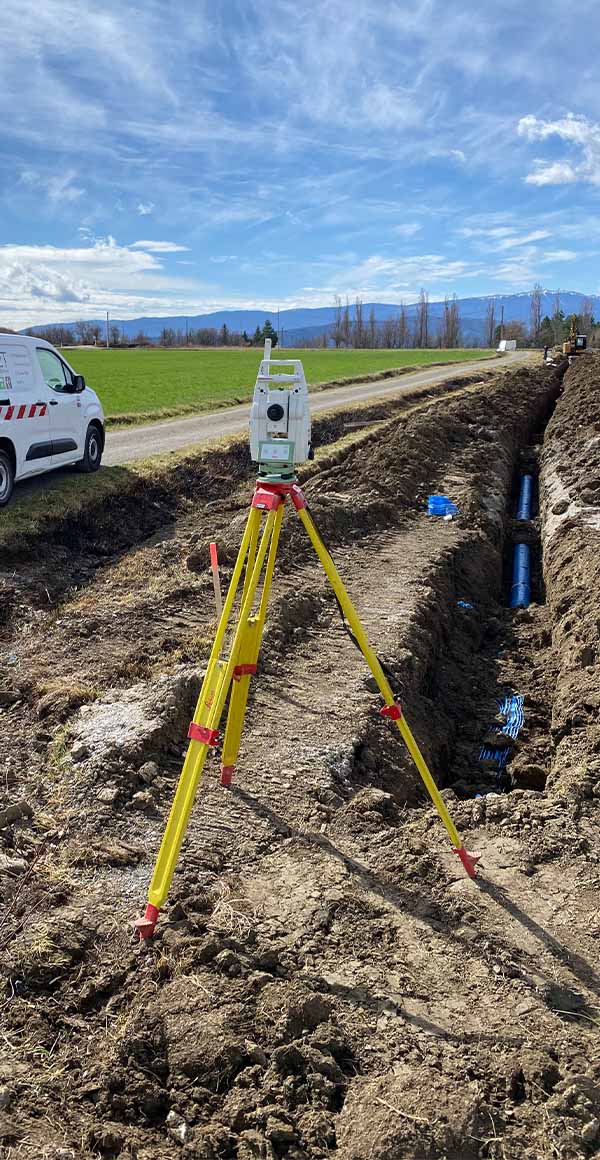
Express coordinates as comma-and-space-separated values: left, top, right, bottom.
563, 317, 587, 356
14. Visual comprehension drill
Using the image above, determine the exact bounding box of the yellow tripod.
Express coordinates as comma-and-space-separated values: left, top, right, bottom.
136, 479, 479, 938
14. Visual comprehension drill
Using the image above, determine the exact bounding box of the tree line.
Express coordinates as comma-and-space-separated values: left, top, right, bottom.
25, 318, 280, 349
20, 288, 600, 351
319, 291, 463, 349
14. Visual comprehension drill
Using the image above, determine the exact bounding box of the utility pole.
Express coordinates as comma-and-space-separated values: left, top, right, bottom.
277, 307, 280, 347
500, 304, 504, 342
106, 311, 110, 349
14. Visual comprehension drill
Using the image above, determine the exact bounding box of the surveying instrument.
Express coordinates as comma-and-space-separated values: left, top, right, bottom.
136, 343, 479, 938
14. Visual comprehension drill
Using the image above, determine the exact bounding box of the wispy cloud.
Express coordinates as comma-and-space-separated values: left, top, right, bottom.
541, 249, 578, 262
131, 240, 189, 252
137, 202, 155, 215
20, 169, 84, 205
518, 113, 600, 185
393, 223, 422, 238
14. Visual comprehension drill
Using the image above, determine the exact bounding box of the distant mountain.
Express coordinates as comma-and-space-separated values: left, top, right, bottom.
24, 291, 600, 345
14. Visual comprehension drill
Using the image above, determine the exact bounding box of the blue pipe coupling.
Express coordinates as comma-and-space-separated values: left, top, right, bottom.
510, 543, 531, 608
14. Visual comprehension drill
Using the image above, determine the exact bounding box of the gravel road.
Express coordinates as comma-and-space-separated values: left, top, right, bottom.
103, 352, 529, 466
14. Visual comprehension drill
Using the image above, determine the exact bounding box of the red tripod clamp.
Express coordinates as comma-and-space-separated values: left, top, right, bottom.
188, 722, 219, 746
380, 702, 402, 721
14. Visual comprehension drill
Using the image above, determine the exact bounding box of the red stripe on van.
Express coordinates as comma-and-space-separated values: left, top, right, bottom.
4, 406, 14, 420
28, 404, 36, 418
17, 405, 26, 419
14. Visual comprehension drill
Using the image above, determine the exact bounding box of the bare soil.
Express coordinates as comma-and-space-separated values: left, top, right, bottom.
1, 358, 600, 1160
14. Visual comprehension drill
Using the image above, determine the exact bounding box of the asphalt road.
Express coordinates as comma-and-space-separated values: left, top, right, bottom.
103, 351, 530, 466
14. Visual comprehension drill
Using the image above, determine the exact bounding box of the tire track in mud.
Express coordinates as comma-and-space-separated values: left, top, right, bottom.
4, 360, 600, 1160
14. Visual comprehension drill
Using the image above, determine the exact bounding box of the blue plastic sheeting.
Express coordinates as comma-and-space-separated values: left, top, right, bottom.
510, 543, 531, 607
427, 494, 459, 517
516, 474, 533, 520
457, 600, 474, 609
498, 694, 525, 736
478, 692, 524, 785
479, 745, 509, 769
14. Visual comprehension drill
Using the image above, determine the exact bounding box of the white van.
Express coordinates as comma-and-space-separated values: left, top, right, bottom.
0, 334, 105, 506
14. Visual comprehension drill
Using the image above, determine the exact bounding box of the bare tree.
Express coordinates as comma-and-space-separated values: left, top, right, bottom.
485, 299, 496, 348
503, 320, 527, 344
109, 324, 121, 346
368, 307, 377, 348
551, 290, 564, 345
29, 324, 76, 346
530, 283, 543, 345
381, 317, 395, 348
342, 297, 351, 347
352, 297, 365, 347
415, 288, 429, 347
332, 295, 344, 348
74, 319, 96, 344
398, 303, 409, 348
441, 295, 461, 347
580, 296, 594, 336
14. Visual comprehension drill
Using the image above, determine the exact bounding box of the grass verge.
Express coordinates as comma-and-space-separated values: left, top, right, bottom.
0, 369, 497, 565
60, 346, 497, 426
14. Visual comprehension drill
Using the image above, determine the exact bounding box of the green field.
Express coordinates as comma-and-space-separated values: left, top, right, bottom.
61, 347, 495, 424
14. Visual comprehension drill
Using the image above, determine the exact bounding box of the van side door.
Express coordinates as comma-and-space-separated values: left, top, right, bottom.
35, 348, 83, 465
0, 343, 52, 478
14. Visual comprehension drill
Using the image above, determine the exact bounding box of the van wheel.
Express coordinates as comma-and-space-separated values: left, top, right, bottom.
0, 450, 15, 507
78, 425, 103, 473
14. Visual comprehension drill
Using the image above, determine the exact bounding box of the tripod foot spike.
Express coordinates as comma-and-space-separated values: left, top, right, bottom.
220, 765, 234, 787
453, 847, 481, 878
134, 903, 160, 940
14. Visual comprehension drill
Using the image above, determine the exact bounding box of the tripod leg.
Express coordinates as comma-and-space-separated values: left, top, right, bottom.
220, 500, 283, 784
137, 507, 282, 937
297, 505, 479, 879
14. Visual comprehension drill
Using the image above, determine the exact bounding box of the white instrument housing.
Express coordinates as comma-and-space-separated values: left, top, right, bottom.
249, 342, 311, 468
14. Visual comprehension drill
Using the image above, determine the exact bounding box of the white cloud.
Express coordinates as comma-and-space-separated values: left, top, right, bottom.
393, 223, 422, 238
525, 161, 577, 186
0, 237, 190, 327
20, 168, 84, 204
541, 249, 577, 261
458, 225, 551, 251
360, 83, 421, 130
137, 202, 155, 215
493, 229, 551, 250
335, 252, 480, 299
0, 263, 91, 305
210, 255, 238, 263
518, 113, 600, 185
130, 240, 189, 252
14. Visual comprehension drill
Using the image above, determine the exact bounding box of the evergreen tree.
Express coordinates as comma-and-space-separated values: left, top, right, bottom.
262, 319, 279, 347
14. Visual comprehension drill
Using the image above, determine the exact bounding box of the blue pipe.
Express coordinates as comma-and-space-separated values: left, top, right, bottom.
510, 543, 531, 607
516, 474, 533, 520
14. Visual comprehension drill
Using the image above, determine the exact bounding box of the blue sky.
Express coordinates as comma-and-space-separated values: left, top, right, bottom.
2, 0, 600, 328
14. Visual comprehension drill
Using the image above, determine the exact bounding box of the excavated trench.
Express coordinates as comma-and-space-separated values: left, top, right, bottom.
340, 365, 566, 809
4, 357, 600, 1160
